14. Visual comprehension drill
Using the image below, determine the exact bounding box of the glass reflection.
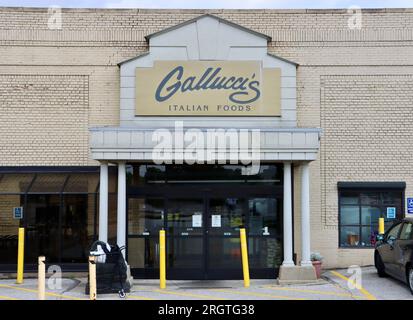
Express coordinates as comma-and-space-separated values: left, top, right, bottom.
167, 199, 203, 236
127, 164, 283, 185
128, 237, 159, 269
61, 194, 89, 263
128, 198, 164, 235
26, 194, 60, 263
0, 171, 100, 266
209, 198, 245, 235
0, 194, 22, 263
248, 198, 279, 236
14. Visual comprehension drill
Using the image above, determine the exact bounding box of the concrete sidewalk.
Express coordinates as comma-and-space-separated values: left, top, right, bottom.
0, 267, 411, 300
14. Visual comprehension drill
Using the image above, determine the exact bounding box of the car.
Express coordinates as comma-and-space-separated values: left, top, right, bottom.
375, 217, 413, 294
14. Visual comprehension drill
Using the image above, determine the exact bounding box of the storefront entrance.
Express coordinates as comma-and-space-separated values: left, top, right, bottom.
126, 164, 284, 280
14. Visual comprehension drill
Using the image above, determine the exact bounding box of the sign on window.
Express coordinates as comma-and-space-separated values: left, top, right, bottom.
13, 207, 23, 220
386, 207, 396, 219
407, 198, 413, 214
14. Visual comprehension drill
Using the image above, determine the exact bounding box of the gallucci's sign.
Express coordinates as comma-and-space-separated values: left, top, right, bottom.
135, 61, 281, 116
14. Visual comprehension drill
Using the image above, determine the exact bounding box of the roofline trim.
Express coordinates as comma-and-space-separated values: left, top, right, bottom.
0, 166, 100, 174
144, 13, 272, 42
118, 52, 149, 66
267, 53, 299, 66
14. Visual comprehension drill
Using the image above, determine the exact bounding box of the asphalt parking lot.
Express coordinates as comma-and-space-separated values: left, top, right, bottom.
0, 267, 411, 300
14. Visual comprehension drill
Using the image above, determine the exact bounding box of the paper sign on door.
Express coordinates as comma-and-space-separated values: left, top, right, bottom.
192, 214, 202, 227
386, 207, 396, 219
212, 215, 221, 228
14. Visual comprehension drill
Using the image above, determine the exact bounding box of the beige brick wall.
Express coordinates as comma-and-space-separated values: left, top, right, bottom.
1, 7, 413, 268
321, 74, 413, 227
0, 74, 89, 165
294, 65, 413, 268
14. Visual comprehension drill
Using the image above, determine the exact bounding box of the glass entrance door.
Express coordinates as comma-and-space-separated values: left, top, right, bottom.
127, 198, 164, 278
206, 198, 245, 279
166, 198, 205, 279
205, 197, 282, 279
127, 197, 206, 279
126, 163, 284, 279
247, 198, 283, 278
128, 194, 283, 280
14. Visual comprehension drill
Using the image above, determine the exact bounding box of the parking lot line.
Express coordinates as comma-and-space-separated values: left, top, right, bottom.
152, 288, 227, 300
330, 271, 377, 301
209, 288, 306, 300
0, 295, 19, 300
263, 285, 365, 299
0, 284, 87, 300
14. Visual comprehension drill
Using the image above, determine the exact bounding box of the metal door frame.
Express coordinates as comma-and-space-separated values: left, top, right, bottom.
127, 183, 283, 279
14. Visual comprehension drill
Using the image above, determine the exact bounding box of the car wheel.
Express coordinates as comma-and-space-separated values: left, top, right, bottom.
408, 266, 413, 295
375, 251, 387, 277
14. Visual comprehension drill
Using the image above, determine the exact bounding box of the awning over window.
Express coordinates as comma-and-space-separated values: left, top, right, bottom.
0, 174, 35, 193
337, 182, 406, 190
0, 167, 100, 194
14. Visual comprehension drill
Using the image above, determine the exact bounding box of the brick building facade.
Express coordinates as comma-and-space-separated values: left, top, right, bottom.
0, 7, 412, 279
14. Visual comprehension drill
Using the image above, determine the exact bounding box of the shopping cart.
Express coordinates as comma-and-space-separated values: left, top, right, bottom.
85, 240, 131, 298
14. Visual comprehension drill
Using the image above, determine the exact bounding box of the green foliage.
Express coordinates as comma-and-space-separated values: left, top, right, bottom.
311, 252, 324, 262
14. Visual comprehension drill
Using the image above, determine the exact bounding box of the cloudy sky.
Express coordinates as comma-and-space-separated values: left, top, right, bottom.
0, 0, 412, 9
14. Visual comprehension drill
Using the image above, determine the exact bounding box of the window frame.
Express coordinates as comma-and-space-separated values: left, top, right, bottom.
126, 164, 283, 187
338, 183, 405, 249
0, 167, 105, 269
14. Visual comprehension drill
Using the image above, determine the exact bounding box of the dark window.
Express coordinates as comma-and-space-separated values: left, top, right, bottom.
0, 167, 117, 267
127, 198, 164, 236
126, 164, 282, 186
0, 194, 24, 264
61, 194, 90, 263
248, 198, 280, 236
26, 194, 61, 263
338, 186, 404, 248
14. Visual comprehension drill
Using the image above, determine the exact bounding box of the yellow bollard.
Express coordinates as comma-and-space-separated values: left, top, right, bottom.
88, 256, 97, 300
38, 256, 46, 300
239, 228, 250, 288
16, 227, 25, 284
159, 230, 166, 289
379, 217, 385, 235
